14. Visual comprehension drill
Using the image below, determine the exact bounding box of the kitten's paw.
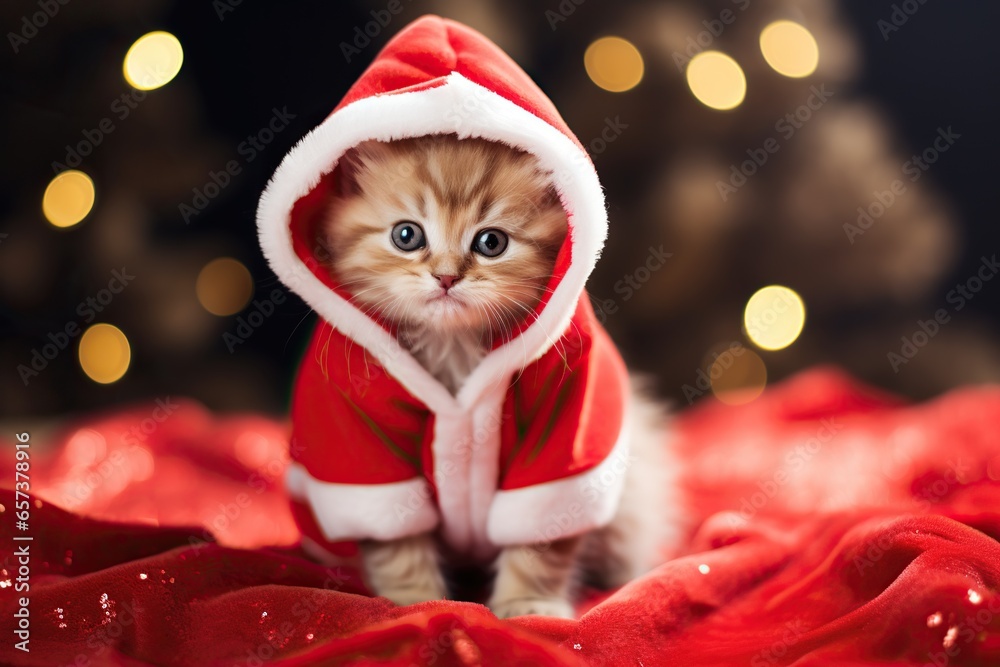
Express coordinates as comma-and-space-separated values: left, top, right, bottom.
489, 597, 575, 619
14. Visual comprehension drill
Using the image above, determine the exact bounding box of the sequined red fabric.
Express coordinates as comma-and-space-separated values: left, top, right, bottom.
1, 368, 998, 666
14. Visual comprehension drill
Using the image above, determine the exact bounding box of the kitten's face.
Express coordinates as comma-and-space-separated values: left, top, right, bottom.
322, 136, 567, 337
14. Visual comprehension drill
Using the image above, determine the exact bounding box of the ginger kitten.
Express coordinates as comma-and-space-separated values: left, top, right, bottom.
320, 134, 678, 618
324, 135, 566, 394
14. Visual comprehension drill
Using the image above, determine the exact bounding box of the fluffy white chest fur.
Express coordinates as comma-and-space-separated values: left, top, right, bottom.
400, 326, 485, 395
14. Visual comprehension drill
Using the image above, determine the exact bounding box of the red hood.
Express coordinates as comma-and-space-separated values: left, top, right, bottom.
257, 15, 608, 409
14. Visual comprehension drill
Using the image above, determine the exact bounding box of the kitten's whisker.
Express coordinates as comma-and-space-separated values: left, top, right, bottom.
334, 277, 379, 288
284, 307, 316, 354
494, 292, 569, 370
470, 298, 494, 349
354, 293, 411, 378
476, 297, 524, 395
318, 324, 335, 380
483, 296, 532, 380
501, 280, 557, 293
345, 284, 388, 304
347, 293, 402, 369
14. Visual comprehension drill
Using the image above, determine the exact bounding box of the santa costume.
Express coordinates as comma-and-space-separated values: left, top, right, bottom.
256, 15, 629, 561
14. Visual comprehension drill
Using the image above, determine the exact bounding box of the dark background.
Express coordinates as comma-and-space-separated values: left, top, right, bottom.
1, 0, 998, 419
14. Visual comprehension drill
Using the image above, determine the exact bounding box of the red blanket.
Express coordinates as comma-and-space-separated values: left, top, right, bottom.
1, 368, 998, 666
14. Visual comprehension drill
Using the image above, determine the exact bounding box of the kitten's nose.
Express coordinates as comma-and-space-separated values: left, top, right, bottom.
435, 274, 460, 290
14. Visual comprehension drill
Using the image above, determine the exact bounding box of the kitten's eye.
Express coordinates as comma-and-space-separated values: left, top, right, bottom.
391, 221, 426, 252
472, 229, 508, 258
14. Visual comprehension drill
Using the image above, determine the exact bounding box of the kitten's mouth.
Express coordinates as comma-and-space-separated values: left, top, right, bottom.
425, 291, 472, 321
427, 291, 464, 307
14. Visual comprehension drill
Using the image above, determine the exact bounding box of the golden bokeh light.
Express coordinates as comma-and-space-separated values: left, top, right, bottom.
79, 324, 131, 384
42, 170, 95, 228
196, 257, 254, 316
685, 51, 747, 110
710, 347, 767, 405
759, 20, 820, 78
584, 36, 645, 93
123, 31, 184, 90
744, 285, 806, 351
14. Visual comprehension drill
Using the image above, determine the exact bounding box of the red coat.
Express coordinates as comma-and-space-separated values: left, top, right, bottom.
257, 15, 628, 559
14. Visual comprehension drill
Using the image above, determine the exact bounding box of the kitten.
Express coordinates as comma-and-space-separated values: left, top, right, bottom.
324, 135, 566, 394
321, 134, 681, 618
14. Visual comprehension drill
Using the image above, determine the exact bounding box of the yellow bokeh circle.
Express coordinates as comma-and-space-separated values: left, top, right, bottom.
584, 36, 645, 93
710, 346, 768, 405
760, 21, 820, 78
196, 257, 254, 316
686, 51, 747, 111
79, 324, 131, 384
43, 170, 95, 228
124, 31, 183, 90
744, 285, 806, 351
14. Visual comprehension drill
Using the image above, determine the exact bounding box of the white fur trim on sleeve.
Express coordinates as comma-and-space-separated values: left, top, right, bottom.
286, 463, 439, 542
485, 417, 631, 546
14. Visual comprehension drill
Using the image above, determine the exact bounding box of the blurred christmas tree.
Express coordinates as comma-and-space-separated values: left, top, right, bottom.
1, 0, 996, 420
444, 0, 991, 404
